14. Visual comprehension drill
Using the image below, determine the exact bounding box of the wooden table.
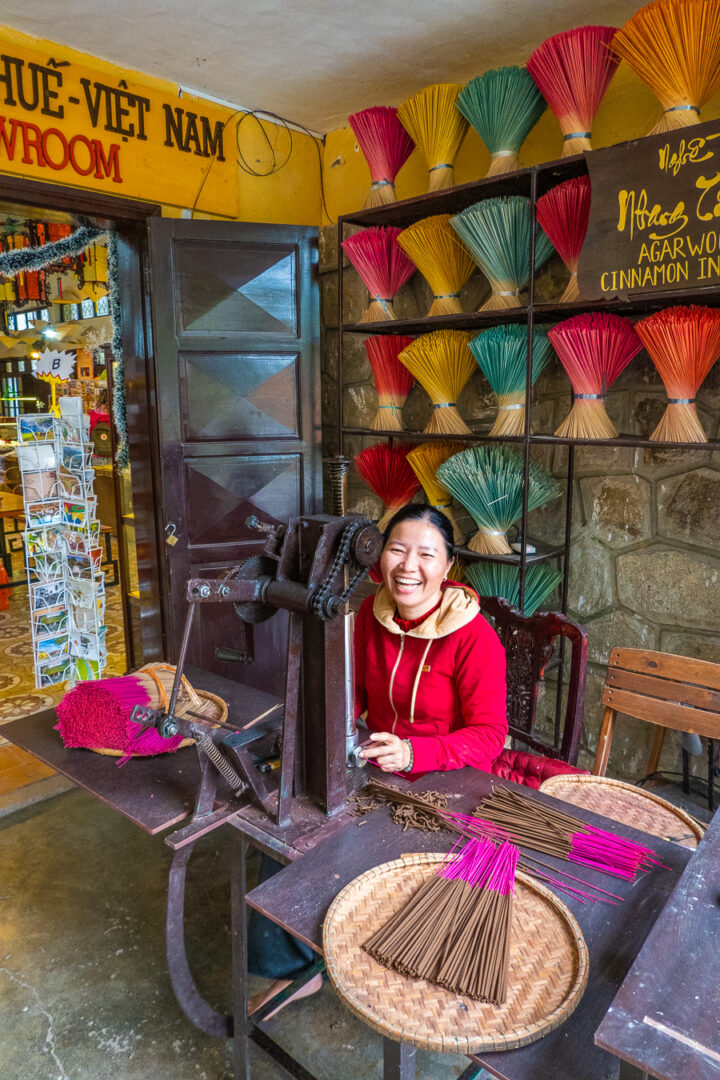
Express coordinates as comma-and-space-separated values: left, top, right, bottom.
245, 770, 691, 1080
595, 810, 720, 1080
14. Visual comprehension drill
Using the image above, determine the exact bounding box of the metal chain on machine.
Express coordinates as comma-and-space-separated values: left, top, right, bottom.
310, 518, 373, 620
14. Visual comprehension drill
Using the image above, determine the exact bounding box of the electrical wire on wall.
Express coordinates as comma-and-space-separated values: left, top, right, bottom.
188, 104, 333, 222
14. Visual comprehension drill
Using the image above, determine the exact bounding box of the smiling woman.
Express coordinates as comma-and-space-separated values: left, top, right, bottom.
356, 504, 508, 776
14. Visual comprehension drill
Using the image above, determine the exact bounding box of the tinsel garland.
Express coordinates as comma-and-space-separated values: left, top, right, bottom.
0, 225, 104, 276
0, 222, 128, 468
106, 232, 128, 468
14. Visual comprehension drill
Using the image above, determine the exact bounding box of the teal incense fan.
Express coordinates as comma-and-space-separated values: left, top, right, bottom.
456, 66, 546, 177
469, 324, 553, 437
464, 560, 563, 616
449, 196, 553, 311
437, 444, 561, 556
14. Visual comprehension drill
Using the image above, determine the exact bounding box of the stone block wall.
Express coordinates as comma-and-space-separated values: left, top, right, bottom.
319, 227, 720, 783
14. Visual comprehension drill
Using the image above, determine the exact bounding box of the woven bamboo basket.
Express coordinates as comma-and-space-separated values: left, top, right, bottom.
323, 852, 588, 1054
538, 775, 704, 849
92, 662, 227, 757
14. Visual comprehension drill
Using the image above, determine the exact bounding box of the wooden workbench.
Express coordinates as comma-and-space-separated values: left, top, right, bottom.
595, 809, 720, 1080
245, 769, 690, 1080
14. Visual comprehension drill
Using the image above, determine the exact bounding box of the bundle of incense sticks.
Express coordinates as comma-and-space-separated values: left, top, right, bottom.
456, 66, 546, 177
353, 443, 421, 531
348, 106, 415, 208
397, 214, 476, 317
527, 26, 620, 156
397, 83, 468, 192
364, 836, 519, 1004
341, 227, 415, 323
634, 304, 720, 443
467, 786, 661, 881
611, 0, 720, 135
535, 175, 592, 303
362, 780, 645, 905
406, 440, 467, 542
398, 330, 475, 435
364, 335, 415, 431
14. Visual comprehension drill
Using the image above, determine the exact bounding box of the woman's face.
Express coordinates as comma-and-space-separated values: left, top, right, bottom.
380, 518, 453, 619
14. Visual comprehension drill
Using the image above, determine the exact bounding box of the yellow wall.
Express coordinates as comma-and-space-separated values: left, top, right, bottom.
0, 25, 322, 226
321, 65, 720, 224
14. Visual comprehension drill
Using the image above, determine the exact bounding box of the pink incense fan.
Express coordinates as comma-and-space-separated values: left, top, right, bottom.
549, 312, 643, 439
348, 106, 415, 208
342, 227, 415, 323
527, 26, 620, 157
536, 175, 591, 302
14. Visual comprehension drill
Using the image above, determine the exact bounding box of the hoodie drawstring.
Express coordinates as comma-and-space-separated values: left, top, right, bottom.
409, 640, 433, 724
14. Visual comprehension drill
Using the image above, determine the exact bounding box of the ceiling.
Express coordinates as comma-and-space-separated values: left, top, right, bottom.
3, 1, 640, 135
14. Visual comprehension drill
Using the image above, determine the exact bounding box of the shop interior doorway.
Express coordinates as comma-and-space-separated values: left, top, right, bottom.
0, 193, 149, 800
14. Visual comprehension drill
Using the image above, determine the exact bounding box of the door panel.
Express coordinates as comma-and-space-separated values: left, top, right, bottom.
148, 219, 321, 692
180, 351, 301, 440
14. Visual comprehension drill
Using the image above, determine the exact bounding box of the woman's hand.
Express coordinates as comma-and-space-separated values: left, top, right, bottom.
360, 732, 411, 772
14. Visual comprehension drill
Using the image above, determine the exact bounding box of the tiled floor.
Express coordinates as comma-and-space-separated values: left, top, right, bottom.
0, 742, 56, 793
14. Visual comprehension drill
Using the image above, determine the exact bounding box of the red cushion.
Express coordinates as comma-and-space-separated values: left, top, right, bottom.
490, 748, 589, 790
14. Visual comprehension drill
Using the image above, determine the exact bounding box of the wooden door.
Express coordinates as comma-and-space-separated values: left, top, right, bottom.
147, 219, 321, 690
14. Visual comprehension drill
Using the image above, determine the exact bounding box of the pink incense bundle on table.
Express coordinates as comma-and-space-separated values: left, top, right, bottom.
364, 335, 415, 431
549, 311, 643, 439
342, 226, 416, 324
348, 106, 415, 208
353, 442, 420, 531
364, 835, 519, 1004
55, 672, 185, 764
634, 304, 720, 443
535, 175, 591, 303
527, 26, 620, 157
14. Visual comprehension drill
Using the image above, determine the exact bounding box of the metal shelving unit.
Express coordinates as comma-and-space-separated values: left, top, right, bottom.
336, 151, 720, 597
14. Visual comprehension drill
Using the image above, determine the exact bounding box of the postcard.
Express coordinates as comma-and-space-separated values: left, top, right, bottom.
33, 604, 68, 637
18, 414, 55, 442
26, 500, 61, 529
31, 580, 66, 610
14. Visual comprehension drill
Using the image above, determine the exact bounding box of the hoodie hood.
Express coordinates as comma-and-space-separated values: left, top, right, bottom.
373, 581, 480, 639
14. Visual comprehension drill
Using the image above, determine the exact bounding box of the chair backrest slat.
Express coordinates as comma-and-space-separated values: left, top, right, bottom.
605, 666, 720, 714
602, 685, 720, 739
608, 647, 720, 692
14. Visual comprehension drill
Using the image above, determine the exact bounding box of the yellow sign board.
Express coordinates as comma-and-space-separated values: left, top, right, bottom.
0, 34, 238, 216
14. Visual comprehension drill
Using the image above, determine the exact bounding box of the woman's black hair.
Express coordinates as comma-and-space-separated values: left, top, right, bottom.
381, 504, 454, 562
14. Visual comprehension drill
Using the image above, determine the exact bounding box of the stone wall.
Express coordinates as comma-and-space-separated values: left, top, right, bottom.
319, 227, 720, 783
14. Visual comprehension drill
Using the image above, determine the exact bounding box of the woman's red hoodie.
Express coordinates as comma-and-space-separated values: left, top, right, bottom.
354, 582, 507, 775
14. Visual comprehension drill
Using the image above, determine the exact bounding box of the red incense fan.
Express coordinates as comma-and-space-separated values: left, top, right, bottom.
527, 26, 620, 156
536, 175, 591, 302
364, 335, 415, 431
635, 305, 720, 443
549, 312, 643, 439
348, 106, 415, 208
353, 443, 420, 531
342, 227, 416, 323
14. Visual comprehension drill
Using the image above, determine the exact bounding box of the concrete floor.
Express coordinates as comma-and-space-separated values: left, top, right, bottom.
0, 788, 474, 1080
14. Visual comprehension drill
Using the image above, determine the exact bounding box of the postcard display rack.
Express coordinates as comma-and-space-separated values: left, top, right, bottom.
16, 407, 107, 689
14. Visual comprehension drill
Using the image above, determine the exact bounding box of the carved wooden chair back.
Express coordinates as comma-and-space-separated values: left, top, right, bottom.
480, 597, 588, 766
594, 647, 720, 775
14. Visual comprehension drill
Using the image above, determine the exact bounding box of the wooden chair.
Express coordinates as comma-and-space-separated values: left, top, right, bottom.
594, 648, 720, 807
481, 597, 588, 766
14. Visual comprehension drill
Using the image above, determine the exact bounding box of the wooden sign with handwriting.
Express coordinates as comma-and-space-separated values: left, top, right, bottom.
578, 119, 720, 300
